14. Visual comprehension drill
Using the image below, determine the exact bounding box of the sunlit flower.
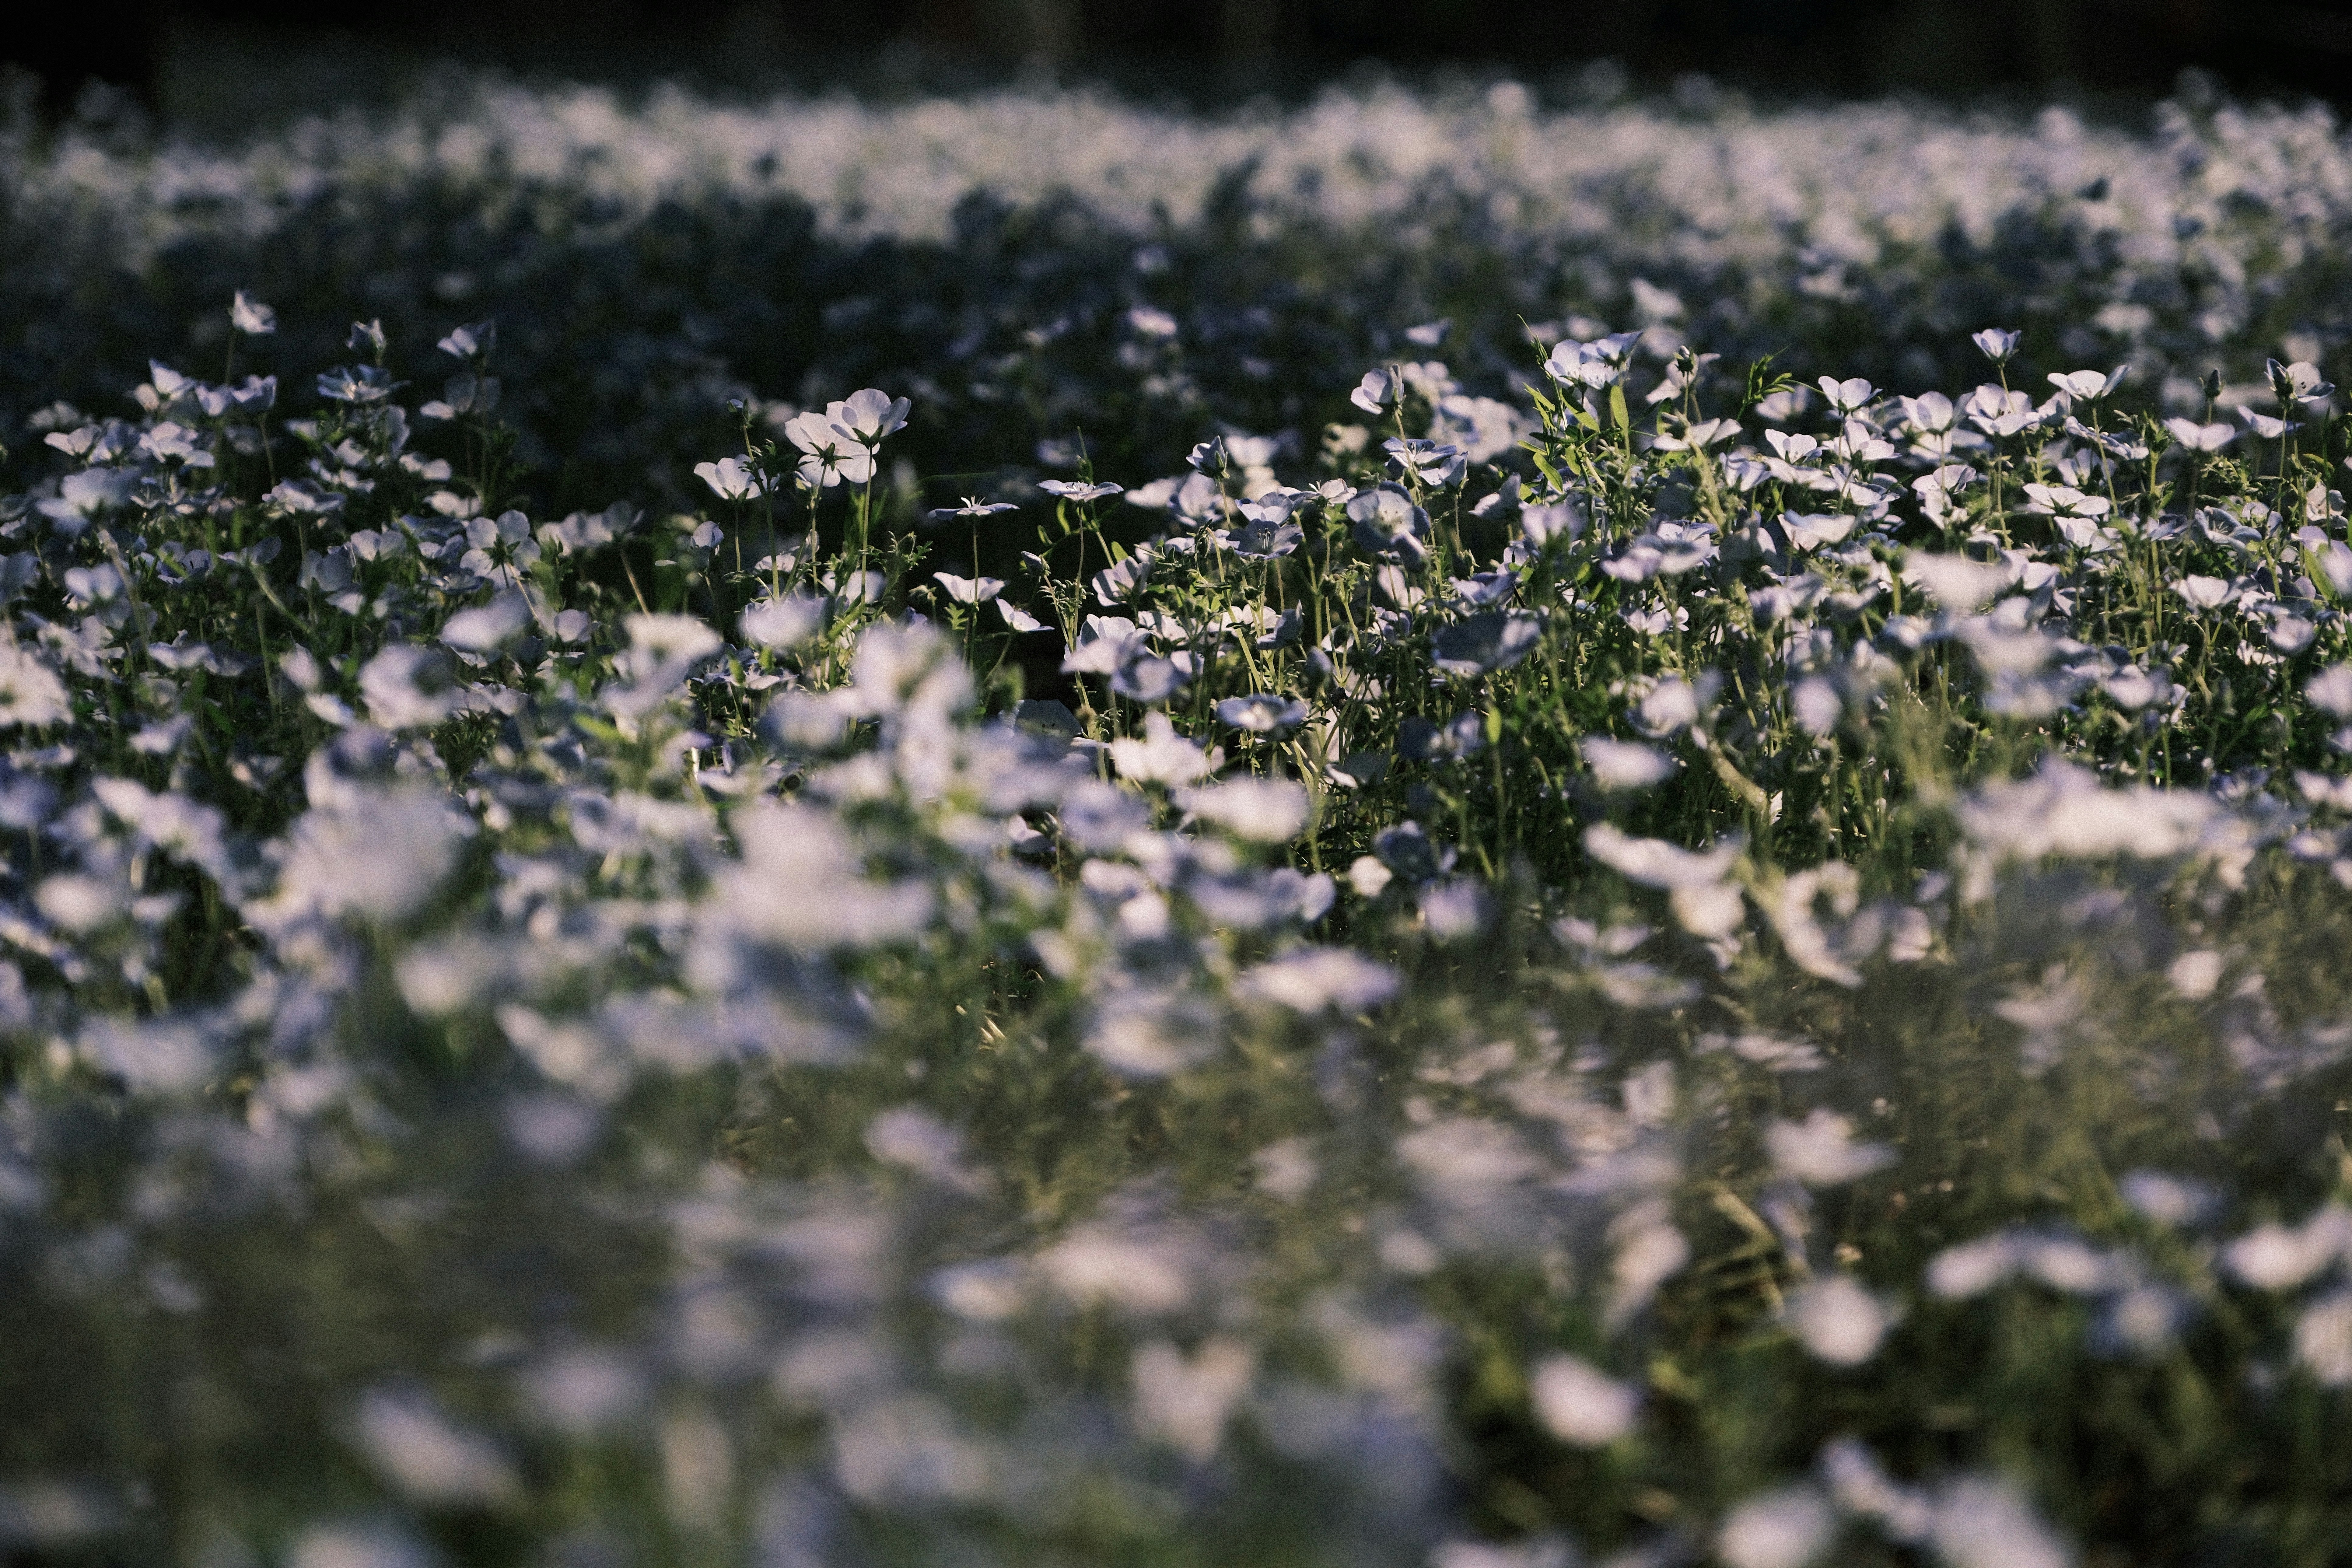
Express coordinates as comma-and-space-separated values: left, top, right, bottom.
932, 572, 1004, 605
1181, 777, 1308, 842
1972, 327, 2021, 362
1216, 693, 1306, 735
1111, 712, 1221, 785
693, 456, 763, 499
1581, 737, 1673, 792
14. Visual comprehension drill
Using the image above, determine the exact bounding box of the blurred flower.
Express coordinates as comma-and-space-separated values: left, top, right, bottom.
1242, 948, 1399, 1013
1216, 693, 1307, 735
1181, 777, 1309, 842
349, 1389, 520, 1507
1132, 1337, 1255, 1462
1111, 712, 1221, 785
359, 646, 462, 730
1581, 737, 1673, 792
1528, 1354, 1639, 1447
229, 291, 277, 334
1786, 1276, 1897, 1366
1718, 1485, 1835, 1568
694, 456, 763, 499
1766, 1110, 1896, 1186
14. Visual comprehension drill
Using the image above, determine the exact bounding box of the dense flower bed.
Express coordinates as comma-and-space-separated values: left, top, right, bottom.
1, 74, 2350, 1568
10, 73, 2352, 503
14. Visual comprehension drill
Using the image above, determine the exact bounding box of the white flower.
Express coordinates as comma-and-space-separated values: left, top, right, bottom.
441, 590, 533, 652
625, 613, 717, 663
2308, 664, 2352, 718
2118, 1171, 2219, 1227
693, 456, 763, 499
1821, 1437, 1933, 1542
1181, 777, 1308, 842
1792, 676, 1843, 737
1671, 879, 1747, 938
2238, 405, 2300, 440
1039, 479, 1122, 502
1110, 712, 1220, 785
1766, 1110, 1897, 1186
38, 465, 139, 524
1787, 1275, 1897, 1365
36, 874, 122, 934
229, 290, 277, 334
1818, 375, 1874, 413
78, 1015, 212, 1094
1062, 614, 1143, 675
1216, 693, 1307, 735
1347, 483, 1430, 566
2165, 950, 2224, 999
0, 643, 70, 728
1581, 737, 1673, 791
1780, 512, 1858, 552
1718, 1485, 1836, 1568
359, 645, 462, 730
1607, 1208, 1690, 1325
1350, 367, 1398, 413
1903, 552, 2013, 611
741, 593, 825, 649
1528, 1354, 1640, 1447
2172, 575, 2236, 610
1633, 674, 1710, 736
830, 387, 911, 445
289, 1524, 435, 1568
2224, 1205, 2352, 1290
708, 801, 933, 950
925, 496, 1018, 521
1038, 1225, 1194, 1314
1972, 327, 2021, 362
1585, 822, 1742, 889
2165, 418, 2235, 452
932, 572, 1004, 604
1241, 948, 1399, 1013
1132, 1338, 1255, 1462
1928, 1479, 2072, 1568
2046, 366, 2127, 401
351, 1388, 520, 1506
272, 790, 472, 924
865, 1106, 974, 1187
2295, 1292, 2352, 1385
2021, 482, 2109, 520
782, 408, 874, 486
1928, 1233, 2025, 1300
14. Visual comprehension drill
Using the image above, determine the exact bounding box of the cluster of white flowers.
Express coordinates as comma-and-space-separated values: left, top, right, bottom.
0, 70, 2350, 1568
11, 72, 2352, 514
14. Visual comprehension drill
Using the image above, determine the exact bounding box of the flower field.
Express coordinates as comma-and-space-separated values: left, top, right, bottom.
3, 71, 2352, 1567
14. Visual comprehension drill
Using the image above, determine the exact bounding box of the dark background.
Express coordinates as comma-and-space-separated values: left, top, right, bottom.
11, 0, 2352, 123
